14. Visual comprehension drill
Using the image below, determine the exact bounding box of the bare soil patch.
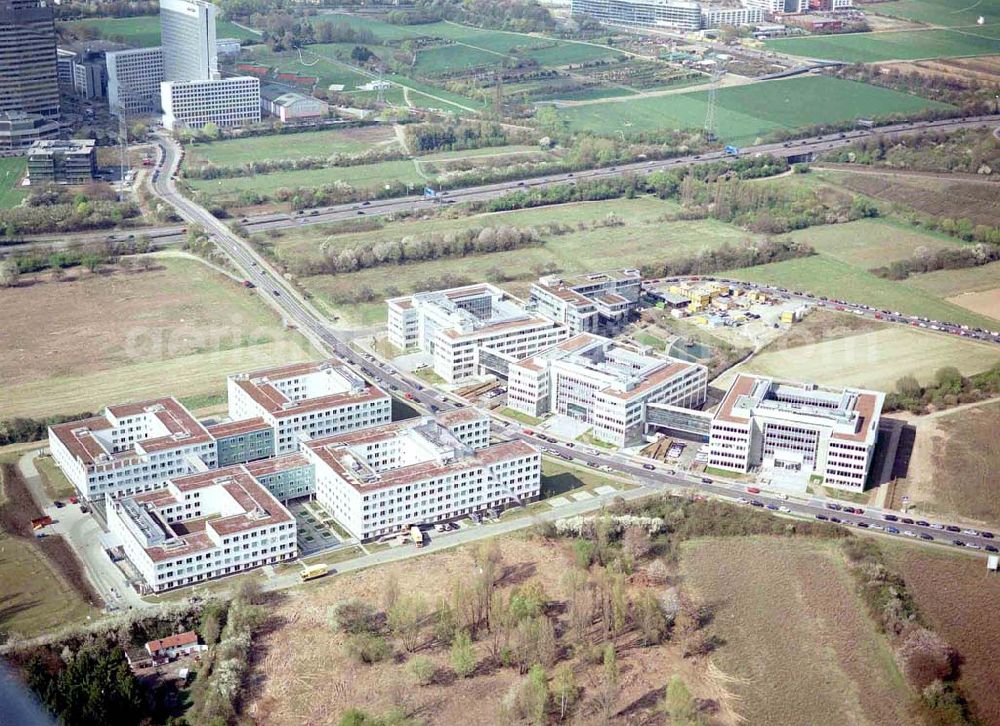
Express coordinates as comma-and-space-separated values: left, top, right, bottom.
946, 288, 1000, 321
248, 536, 731, 726
761, 308, 887, 353
882, 55, 1000, 84
681, 537, 913, 726
885, 545, 1000, 725
891, 401, 1000, 524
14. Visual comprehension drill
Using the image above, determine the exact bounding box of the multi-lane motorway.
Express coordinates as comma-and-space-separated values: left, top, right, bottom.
148, 127, 1000, 559
14, 113, 998, 255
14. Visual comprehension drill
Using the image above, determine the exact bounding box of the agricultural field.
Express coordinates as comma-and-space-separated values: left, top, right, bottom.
681, 537, 912, 726
557, 76, 951, 144
892, 400, 1000, 525
722, 254, 998, 329
764, 23, 1000, 63
0, 157, 26, 209
868, 0, 1000, 28
884, 543, 1000, 726
185, 125, 398, 168
716, 325, 1000, 391
63, 15, 259, 47
0, 257, 316, 418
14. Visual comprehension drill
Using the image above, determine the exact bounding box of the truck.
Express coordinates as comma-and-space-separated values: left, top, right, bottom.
724, 145, 740, 157
299, 563, 329, 582
410, 525, 426, 548
31, 515, 53, 531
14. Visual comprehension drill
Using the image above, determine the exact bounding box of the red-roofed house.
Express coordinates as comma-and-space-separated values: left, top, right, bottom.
145, 631, 204, 661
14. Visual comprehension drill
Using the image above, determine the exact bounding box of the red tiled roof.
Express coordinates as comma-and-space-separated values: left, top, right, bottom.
146, 631, 198, 653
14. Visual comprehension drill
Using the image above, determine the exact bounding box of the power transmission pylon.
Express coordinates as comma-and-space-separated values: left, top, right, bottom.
492, 71, 504, 118
376, 67, 385, 105
703, 64, 725, 143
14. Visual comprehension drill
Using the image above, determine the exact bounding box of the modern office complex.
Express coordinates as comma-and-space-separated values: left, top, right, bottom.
708, 374, 884, 491
387, 284, 570, 384
304, 409, 541, 540
571, 0, 703, 30
159, 0, 217, 83
107, 47, 164, 116
508, 334, 708, 446
0, 0, 59, 147
26, 139, 97, 185
48, 398, 220, 501
529, 270, 642, 336
227, 359, 392, 455
743, 0, 809, 12
161, 75, 261, 130
108, 460, 298, 593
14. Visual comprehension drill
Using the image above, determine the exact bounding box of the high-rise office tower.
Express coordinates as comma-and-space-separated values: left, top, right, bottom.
0, 0, 59, 118
159, 0, 217, 82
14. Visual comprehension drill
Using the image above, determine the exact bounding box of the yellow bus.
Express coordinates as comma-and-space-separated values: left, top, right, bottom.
300, 563, 329, 582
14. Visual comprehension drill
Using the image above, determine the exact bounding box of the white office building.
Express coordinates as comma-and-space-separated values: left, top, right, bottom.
227, 359, 392, 455
701, 5, 766, 27
48, 398, 218, 501
304, 409, 541, 540
571, 0, 704, 30
107, 47, 164, 116
108, 461, 297, 593
387, 284, 569, 384
709, 374, 884, 491
743, 0, 809, 13
529, 269, 641, 336
159, 0, 217, 82
508, 334, 708, 446
161, 75, 260, 130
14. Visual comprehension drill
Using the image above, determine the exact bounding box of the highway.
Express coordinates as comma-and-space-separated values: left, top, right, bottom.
11, 113, 999, 258
147, 129, 1000, 566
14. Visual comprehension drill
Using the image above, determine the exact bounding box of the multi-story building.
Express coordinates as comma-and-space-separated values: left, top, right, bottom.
508, 334, 708, 446
529, 270, 641, 336
71, 56, 106, 99
0, 0, 59, 147
159, 0, 217, 83
26, 139, 97, 185
743, 0, 809, 13
571, 0, 704, 30
304, 409, 540, 540
161, 75, 261, 130
701, 5, 765, 26
48, 398, 219, 501
708, 374, 884, 491
107, 47, 164, 116
387, 284, 569, 384
216, 37, 242, 56
227, 359, 392, 455
107, 459, 298, 593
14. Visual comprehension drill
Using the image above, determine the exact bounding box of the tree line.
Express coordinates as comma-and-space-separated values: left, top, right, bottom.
0, 412, 95, 446
887, 364, 1000, 415
871, 243, 1000, 281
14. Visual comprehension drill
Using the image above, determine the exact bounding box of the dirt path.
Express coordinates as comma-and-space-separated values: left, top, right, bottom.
555, 72, 752, 107
815, 164, 1000, 186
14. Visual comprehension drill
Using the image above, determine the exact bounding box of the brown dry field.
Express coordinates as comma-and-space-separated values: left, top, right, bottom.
247, 536, 737, 726
828, 171, 1000, 228
946, 288, 1000, 320
882, 55, 1000, 84
892, 400, 1000, 525
759, 308, 887, 353
681, 537, 914, 726
884, 545, 1000, 725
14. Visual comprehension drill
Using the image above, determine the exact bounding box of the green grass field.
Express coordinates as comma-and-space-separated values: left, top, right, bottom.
868, 0, 1000, 27
0, 157, 26, 208
722, 255, 997, 330
64, 15, 259, 47
764, 24, 1000, 63
185, 126, 398, 167
905, 261, 1000, 297
558, 76, 951, 144
189, 158, 427, 202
